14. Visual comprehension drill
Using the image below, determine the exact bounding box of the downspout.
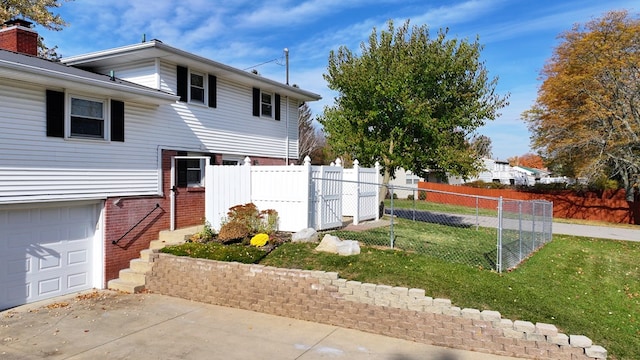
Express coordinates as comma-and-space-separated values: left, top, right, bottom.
285, 96, 289, 164
170, 156, 176, 231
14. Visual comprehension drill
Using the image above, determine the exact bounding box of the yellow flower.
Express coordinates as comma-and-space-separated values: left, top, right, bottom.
250, 233, 269, 247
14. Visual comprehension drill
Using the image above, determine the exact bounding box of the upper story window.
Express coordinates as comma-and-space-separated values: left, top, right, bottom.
190, 72, 205, 104
70, 96, 105, 139
176, 65, 217, 108
261, 92, 272, 117
252, 87, 280, 120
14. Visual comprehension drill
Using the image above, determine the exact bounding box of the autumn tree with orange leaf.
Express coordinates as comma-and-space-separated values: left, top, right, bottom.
523, 10, 640, 202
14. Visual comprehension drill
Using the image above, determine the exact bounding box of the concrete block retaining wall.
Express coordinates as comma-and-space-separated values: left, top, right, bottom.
146, 254, 606, 359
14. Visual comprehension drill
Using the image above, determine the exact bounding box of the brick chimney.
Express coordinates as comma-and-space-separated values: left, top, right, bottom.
0, 19, 38, 56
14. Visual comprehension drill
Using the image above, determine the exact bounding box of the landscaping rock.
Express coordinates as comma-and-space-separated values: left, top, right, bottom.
292, 228, 318, 243
315, 235, 360, 256
336, 240, 360, 256
315, 234, 342, 253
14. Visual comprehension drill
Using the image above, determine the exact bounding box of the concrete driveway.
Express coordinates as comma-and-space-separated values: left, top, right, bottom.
1, 290, 522, 360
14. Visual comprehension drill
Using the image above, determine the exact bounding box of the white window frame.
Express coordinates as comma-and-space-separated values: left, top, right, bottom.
260, 91, 272, 117
189, 70, 207, 105
66, 94, 109, 141
185, 158, 205, 187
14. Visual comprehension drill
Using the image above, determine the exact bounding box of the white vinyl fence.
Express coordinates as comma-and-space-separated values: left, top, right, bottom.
204, 157, 380, 232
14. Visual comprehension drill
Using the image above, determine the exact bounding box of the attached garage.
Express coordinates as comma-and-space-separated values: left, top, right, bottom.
0, 201, 103, 310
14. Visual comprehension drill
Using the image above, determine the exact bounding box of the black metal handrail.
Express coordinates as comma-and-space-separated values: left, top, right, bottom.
112, 203, 161, 245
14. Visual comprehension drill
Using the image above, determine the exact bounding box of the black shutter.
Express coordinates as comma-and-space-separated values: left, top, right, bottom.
209, 153, 217, 165
176, 151, 188, 187
46, 90, 64, 138
208, 75, 217, 108
275, 93, 281, 121
252, 87, 260, 116
111, 100, 125, 142
177, 65, 188, 102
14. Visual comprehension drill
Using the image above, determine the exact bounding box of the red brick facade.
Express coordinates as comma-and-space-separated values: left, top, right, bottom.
102, 150, 287, 286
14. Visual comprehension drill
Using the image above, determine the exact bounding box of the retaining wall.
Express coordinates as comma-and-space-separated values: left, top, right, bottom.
146, 254, 606, 359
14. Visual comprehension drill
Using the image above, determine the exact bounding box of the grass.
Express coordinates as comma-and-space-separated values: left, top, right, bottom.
330, 217, 498, 269
385, 198, 498, 217
161, 224, 640, 359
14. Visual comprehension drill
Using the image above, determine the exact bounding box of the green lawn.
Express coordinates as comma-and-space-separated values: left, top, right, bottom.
385, 198, 498, 217
330, 217, 498, 269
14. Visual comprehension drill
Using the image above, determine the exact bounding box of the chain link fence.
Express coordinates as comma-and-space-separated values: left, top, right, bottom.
324, 181, 553, 272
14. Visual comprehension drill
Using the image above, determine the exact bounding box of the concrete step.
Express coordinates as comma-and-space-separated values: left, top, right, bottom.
149, 239, 183, 250
119, 268, 146, 283
107, 278, 145, 294
159, 225, 202, 242
140, 249, 156, 261
130, 259, 153, 273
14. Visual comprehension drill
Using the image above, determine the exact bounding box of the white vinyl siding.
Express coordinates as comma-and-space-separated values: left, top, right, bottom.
156, 62, 300, 159
94, 60, 158, 89
0, 82, 160, 203
0, 55, 308, 203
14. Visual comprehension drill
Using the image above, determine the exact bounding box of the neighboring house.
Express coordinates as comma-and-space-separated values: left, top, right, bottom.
388, 169, 446, 199
0, 20, 320, 310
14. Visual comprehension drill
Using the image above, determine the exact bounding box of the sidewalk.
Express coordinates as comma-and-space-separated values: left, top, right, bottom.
1, 291, 523, 360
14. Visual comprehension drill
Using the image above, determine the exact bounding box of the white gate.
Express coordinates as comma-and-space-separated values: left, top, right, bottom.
342, 160, 380, 225
310, 165, 343, 230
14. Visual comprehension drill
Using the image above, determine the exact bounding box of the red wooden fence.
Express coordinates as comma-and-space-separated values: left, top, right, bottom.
417, 182, 640, 225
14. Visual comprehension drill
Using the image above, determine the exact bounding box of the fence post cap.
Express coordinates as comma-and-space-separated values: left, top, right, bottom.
303, 156, 311, 165
244, 156, 251, 166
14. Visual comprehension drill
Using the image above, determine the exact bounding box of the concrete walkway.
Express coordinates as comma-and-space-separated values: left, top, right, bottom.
551, 221, 640, 241
1, 290, 523, 360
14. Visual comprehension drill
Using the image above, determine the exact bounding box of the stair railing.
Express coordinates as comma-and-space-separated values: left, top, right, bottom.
112, 203, 161, 245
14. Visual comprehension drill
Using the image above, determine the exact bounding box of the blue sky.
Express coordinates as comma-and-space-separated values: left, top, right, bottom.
39, 0, 637, 160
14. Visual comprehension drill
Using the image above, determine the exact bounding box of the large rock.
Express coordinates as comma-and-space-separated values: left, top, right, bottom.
291, 228, 318, 243
315, 234, 360, 256
336, 240, 360, 256
315, 234, 342, 253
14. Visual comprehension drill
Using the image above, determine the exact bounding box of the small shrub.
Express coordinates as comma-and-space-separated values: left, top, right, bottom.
257, 209, 279, 234
407, 194, 415, 200
189, 219, 216, 243
418, 190, 427, 201
218, 221, 250, 243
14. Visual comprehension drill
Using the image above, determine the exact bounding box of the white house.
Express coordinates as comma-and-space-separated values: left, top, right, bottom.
0, 19, 320, 310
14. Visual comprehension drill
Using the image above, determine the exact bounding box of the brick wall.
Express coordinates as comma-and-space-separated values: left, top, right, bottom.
146, 254, 607, 360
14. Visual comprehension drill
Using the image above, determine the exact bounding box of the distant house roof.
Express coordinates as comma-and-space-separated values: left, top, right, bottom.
0, 48, 178, 105
514, 165, 550, 177
61, 40, 322, 102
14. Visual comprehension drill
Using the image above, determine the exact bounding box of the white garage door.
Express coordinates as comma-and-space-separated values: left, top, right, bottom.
0, 201, 101, 310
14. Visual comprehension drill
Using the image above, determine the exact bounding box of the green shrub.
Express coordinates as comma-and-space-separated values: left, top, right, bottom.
407, 194, 415, 200
418, 190, 427, 200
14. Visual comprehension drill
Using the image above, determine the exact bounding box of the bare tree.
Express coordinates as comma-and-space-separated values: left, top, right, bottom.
297, 102, 321, 164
